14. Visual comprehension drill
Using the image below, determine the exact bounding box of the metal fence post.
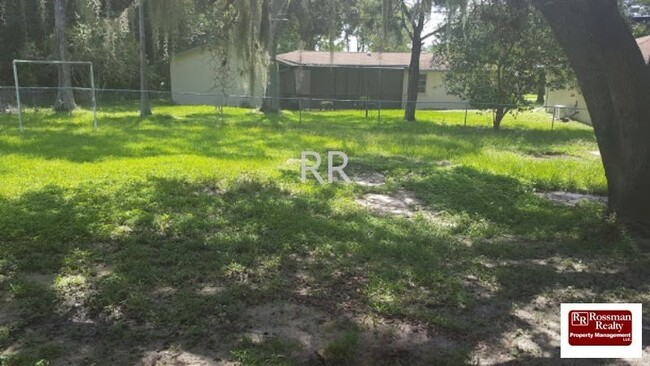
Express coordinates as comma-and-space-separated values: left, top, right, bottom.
90, 63, 97, 129
365, 96, 369, 118
220, 95, 224, 123
377, 101, 381, 124
12, 61, 23, 132
464, 107, 468, 126
298, 97, 302, 123
551, 105, 556, 130
552, 114, 555, 130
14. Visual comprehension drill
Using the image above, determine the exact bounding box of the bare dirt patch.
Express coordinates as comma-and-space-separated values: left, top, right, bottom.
356, 190, 420, 217
243, 302, 331, 357
350, 171, 386, 186
354, 315, 459, 363
536, 191, 607, 207
140, 349, 230, 366
240, 301, 461, 364
471, 295, 561, 364
356, 190, 457, 227
330, 163, 387, 186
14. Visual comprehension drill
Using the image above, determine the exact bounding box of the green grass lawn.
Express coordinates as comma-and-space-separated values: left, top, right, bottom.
0, 106, 647, 365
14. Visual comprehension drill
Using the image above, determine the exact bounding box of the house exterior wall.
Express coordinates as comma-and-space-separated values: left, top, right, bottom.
401, 71, 467, 110
279, 66, 404, 109
546, 87, 592, 125
170, 46, 266, 106
280, 68, 468, 110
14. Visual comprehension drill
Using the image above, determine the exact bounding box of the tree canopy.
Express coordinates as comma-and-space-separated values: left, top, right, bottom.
442, 0, 573, 129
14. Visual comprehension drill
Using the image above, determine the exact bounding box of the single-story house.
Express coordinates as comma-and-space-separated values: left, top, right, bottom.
275, 51, 467, 110
546, 35, 650, 125
170, 44, 267, 106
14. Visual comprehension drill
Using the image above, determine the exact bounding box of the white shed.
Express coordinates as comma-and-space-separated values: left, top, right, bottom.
170, 45, 267, 107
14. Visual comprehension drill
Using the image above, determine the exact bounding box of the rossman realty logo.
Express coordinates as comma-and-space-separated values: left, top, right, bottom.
561, 303, 642, 358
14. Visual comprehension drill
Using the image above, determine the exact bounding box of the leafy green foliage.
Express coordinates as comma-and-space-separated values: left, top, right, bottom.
347, 0, 410, 52
0, 0, 51, 86
442, 0, 574, 129
279, 0, 412, 52
620, 0, 650, 37
279, 0, 348, 51
69, 4, 141, 89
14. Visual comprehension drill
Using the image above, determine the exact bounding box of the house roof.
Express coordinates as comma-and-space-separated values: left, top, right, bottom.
276, 51, 447, 70
180, 36, 650, 68
636, 35, 650, 62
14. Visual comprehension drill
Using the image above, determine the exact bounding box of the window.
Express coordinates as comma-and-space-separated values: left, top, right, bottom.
418, 74, 427, 93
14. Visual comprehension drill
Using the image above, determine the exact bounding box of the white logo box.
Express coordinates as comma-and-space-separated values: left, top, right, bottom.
561, 303, 643, 359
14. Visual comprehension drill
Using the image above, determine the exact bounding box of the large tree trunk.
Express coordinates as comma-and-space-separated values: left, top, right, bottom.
532, 0, 650, 235
138, 0, 151, 117
493, 107, 506, 130
261, 0, 280, 114
53, 0, 76, 112
536, 71, 546, 104
404, 37, 421, 121
261, 54, 280, 114
404, 16, 424, 121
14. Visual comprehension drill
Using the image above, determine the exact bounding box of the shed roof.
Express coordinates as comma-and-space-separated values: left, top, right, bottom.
276, 51, 446, 70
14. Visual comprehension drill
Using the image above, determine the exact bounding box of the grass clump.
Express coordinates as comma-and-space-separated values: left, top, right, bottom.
323, 329, 360, 365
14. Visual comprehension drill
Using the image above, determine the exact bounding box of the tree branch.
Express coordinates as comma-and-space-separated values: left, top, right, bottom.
422, 30, 437, 40
398, 0, 415, 38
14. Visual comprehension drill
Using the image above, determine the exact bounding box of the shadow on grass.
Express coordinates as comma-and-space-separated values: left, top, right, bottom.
0, 170, 646, 364
0, 108, 594, 166
402, 165, 604, 239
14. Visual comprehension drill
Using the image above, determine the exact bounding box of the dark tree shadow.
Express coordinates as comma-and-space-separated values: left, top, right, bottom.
0, 170, 646, 364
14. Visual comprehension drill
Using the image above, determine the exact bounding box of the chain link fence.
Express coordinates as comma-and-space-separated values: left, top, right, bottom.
0, 86, 591, 129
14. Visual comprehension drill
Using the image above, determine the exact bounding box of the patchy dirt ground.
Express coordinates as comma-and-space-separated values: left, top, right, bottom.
140, 350, 230, 366
536, 191, 608, 207
350, 171, 386, 187
124, 293, 650, 366
2, 173, 648, 365
355, 188, 458, 229
2, 256, 648, 366
355, 190, 420, 218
